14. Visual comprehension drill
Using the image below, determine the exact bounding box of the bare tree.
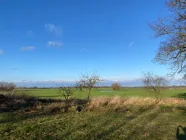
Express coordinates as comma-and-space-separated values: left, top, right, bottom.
149, 0, 186, 75
0, 82, 16, 94
142, 72, 168, 102
78, 72, 102, 100
58, 85, 76, 102
75, 83, 84, 92
111, 83, 121, 91
58, 85, 77, 112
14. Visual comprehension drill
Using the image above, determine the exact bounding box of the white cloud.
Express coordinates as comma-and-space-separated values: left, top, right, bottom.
129, 42, 135, 48
47, 41, 62, 47
45, 24, 62, 36
0, 50, 3, 55
21, 46, 36, 51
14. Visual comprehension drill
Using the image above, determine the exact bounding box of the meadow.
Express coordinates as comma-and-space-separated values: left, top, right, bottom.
1, 87, 186, 139
15, 87, 186, 99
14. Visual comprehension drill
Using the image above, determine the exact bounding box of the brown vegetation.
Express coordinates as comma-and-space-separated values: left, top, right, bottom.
0, 82, 16, 92
111, 83, 121, 91
0, 93, 88, 113
86, 96, 186, 111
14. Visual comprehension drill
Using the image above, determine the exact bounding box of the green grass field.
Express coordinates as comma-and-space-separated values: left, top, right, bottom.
1, 87, 186, 139
16, 87, 186, 99
0, 108, 185, 140
1, 97, 186, 140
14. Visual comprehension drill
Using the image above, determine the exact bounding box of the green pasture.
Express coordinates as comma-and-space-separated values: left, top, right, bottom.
1, 103, 186, 139
16, 87, 186, 99
1, 87, 186, 139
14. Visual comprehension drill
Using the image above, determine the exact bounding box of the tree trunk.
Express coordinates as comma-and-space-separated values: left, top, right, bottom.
87, 88, 91, 101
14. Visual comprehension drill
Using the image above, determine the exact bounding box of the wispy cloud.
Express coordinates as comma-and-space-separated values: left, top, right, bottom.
80, 48, 87, 52
27, 30, 33, 36
0, 50, 3, 55
12, 67, 18, 71
21, 46, 36, 51
129, 42, 135, 48
47, 41, 62, 47
45, 24, 62, 36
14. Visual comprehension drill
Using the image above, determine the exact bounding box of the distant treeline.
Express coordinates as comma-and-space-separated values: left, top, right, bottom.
16, 85, 186, 89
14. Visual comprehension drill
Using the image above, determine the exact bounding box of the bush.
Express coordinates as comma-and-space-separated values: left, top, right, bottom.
42, 103, 65, 114
58, 86, 76, 102
0, 82, 16, 92
111, 83, 121, 91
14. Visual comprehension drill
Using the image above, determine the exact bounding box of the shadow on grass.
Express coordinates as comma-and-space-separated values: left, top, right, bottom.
0, 111, 55, 124
176, 125, 186, 140
36, 95, 62, 98
0, 101, 86, 124
0, 93, 88, 111
61, 106, 157, 139
61, 112, 130, 139
172, 93, 186, 99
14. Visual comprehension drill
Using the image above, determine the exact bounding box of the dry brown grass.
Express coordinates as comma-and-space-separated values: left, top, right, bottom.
86, 96, 186, 111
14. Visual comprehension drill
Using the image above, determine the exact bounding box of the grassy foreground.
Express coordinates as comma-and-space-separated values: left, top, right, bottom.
1, 96, 186, 140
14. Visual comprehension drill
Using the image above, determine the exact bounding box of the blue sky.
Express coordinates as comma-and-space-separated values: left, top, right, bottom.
0, 0, 173, 85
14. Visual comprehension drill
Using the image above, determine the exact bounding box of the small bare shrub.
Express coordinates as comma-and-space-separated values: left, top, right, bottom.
0, 82, 16, 94
141, 72, 168, 103
58, 85, 77, 112
77, 72, 103, 100
58, 85, 78, 103
42, 103, 65, 114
